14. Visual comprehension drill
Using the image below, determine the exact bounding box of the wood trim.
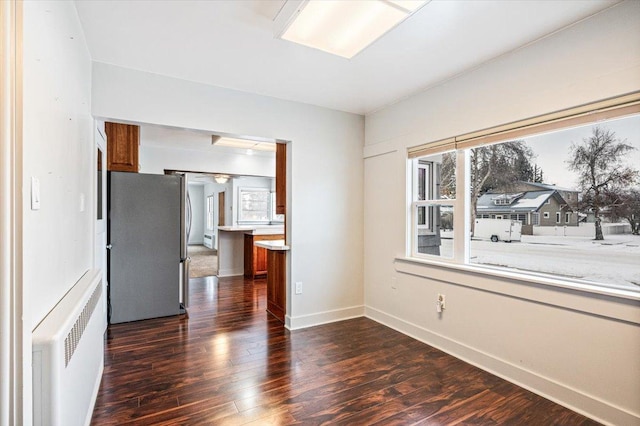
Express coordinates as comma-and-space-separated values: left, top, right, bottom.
457, 98, 640, 149
407, 137, 455, 159
406, 91, 640, 157
275, 143, 286, 215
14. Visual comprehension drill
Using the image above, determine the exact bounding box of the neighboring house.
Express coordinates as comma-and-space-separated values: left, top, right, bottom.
476, 189, 578, 228
510, 181, 580, 210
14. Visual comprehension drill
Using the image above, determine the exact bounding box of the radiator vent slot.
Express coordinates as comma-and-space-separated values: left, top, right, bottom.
64, 282, 102, 367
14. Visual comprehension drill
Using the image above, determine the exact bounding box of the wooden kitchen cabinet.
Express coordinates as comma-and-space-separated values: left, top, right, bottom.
266, 249, 286, 323
275, 143, 286, 215
105, 122, 139, 172
244, 234, 284, 278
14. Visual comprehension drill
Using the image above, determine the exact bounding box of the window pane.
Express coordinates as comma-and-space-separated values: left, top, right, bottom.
469, 114, 640, 292
418, 152, 456, 200
416, 205, 454, 258
239, 189, 270, 222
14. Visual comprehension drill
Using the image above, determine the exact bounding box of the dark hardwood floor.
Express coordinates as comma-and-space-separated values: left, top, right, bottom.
91, 275, 599, 425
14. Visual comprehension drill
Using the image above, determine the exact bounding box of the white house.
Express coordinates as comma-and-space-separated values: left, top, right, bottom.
2, 1, 639, 425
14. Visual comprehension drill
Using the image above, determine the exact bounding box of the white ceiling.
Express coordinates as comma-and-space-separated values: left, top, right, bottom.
74, 0, 619, 116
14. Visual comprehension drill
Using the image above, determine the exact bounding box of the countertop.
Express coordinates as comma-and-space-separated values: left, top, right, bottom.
254, 239, 290, 251
218, 225, 284, 236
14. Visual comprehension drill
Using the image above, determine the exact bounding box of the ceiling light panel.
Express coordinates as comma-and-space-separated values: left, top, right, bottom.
278, 0, 427, 58
212, 136, 276, 152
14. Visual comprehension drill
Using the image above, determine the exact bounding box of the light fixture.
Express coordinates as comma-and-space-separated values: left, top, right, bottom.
211, 135, 276, 152
214, 175, 229, 184
274, 0, 428, 59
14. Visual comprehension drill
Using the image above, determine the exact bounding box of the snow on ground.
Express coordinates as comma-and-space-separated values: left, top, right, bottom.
470, 234, 640, 291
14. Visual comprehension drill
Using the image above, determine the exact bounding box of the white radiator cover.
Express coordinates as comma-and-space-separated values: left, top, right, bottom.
203, 233, 214, 249
32, 269, 105, 426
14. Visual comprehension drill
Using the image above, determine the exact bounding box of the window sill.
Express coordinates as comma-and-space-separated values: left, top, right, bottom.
395, 256, 640, 325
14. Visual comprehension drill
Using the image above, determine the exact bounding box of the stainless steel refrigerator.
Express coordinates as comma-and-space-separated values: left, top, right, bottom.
107, 171, 191, 324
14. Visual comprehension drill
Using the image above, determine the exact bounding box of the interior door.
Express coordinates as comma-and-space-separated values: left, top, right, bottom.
94, 122, 107, 330
218, 191, 225, 226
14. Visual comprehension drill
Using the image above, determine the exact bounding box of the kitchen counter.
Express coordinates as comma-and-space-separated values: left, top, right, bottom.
217, 225, 284, 277
254, 239, 289, 251
218, 225, 284, 235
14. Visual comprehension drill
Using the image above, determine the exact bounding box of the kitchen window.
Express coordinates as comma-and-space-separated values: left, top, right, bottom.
407, 97, 640, 294
238, 188, 270, 223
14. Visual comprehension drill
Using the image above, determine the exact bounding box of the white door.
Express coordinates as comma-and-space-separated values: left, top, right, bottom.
94, 122, 107, 329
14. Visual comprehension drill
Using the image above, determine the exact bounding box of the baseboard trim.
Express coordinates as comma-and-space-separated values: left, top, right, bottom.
217, 268, 243, 278
286, 305, 365, 330
365, 306, 638, 426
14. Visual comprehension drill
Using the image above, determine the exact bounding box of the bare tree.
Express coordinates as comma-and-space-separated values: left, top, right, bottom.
568, 126, 638, 240
609, 189, 640, 235
469, 141, 534, 234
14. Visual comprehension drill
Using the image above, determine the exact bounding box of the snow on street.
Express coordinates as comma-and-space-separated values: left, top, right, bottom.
470, 234, 640, 291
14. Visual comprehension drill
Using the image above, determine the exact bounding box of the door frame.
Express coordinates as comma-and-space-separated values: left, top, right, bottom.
0, 1, 24, 423
94, 121, 107, 330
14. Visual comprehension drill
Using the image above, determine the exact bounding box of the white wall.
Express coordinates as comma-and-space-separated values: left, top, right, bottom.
364, 2, 640, 425
187, 184, 204, 244
22, 1, 94, 423
139, 144, 275, 177
92, 62, 365, 328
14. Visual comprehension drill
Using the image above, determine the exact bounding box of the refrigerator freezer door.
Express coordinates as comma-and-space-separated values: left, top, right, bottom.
109, 172, 182, 323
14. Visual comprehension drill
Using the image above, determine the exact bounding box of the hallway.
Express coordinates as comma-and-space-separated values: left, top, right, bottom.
90, 276, 598, 425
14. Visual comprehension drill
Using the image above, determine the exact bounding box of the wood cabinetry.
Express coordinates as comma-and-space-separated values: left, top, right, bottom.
266, 250, 286, 323
275, 143, 286, 215
244, 234, 284, 278
105, 122, 139, 172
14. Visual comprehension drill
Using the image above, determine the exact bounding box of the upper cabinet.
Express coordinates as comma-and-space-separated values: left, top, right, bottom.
275, 143, 286, 215
105, 122, 139, 172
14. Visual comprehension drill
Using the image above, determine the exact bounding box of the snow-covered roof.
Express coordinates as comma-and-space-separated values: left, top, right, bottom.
520, 182, 578, 193
476, 190, 556, 212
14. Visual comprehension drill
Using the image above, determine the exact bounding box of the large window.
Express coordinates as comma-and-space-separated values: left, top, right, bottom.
410, 112, 640, 293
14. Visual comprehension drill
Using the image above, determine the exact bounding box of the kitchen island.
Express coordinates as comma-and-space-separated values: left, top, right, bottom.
217, 226, 284, 277
254, 240, 289, 323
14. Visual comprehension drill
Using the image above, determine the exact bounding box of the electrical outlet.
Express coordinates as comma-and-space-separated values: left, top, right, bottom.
295, 281, 302, 295
436, 294, 446, 313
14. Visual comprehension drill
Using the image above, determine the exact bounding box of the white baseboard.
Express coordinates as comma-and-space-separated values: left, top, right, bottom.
365, 306, 638, 426
286, 305, 365, 330
217, 268, 243, 278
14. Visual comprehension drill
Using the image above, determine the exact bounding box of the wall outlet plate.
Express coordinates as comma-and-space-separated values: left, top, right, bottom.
295, 282, 302, 294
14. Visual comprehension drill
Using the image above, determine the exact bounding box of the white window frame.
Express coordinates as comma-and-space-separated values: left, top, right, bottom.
543, 212, 550, 219
206, 195, 214, 230
556, 212, 561, 223
565, 212, 570, 223
403, 94, 640, 307
409, 151, 468, 263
